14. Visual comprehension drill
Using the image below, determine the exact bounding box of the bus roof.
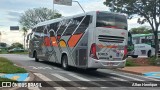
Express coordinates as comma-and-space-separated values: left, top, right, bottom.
33, 11, 126, 28
132, 33, 160, 37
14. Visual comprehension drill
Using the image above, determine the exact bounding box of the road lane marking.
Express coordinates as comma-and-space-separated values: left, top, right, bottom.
29, 66, 52, 70
68, 73, 110, 88
110, 76, 127, 81
68, 74, 90, 81
34, 73, 52, 81
54, 87, 66, 90
52, 74, 71, 81
28, 87, 41, 90
34, 73, 66, 90
27, 73, 41, 90
52, 74, 87, 89
111, 73, 144, 81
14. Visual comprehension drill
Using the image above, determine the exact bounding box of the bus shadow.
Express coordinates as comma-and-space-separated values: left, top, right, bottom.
38, 60, 115, 78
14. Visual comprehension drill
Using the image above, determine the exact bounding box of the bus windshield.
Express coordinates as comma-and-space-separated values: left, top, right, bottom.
96, 12, 127, 30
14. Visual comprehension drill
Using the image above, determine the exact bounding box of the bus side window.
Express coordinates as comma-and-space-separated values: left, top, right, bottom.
74, 15, 91, 34
57, 20, 70, 36
63, 17, 82, 35
50, 31, 54, 37
30, 28, 36, 39
50, 22, 59, 32
35, 26, 44, 38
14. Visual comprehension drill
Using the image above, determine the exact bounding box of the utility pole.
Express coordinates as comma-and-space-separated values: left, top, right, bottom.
53, 0, 55, 18
110, 0, 115, 12
73, 1, 85, 13
0, 32, 1, 43
53, 0, 85, 14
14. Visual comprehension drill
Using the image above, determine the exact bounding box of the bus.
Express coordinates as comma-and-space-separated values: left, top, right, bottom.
27, 11, 128, 70
127, 32, 138, 58
131, 33, 160, 57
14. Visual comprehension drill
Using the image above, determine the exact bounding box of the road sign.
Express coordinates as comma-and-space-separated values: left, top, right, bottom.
54, 0, 72, 6
10, 26, 19, 30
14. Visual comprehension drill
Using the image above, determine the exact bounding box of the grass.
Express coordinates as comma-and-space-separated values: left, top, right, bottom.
125, 59, 138, 66
9, 51, 29, 54
0, 57, 27, 74
148, 56, 158, 65
0, 51, 28, 54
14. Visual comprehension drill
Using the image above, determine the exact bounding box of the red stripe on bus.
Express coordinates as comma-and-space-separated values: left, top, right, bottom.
44, 37, 50, 46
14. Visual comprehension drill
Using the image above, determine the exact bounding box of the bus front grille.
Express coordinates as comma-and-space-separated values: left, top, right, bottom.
98, 35, 124, 43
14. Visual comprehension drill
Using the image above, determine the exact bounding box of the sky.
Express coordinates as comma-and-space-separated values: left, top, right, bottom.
0, 0, 150, 45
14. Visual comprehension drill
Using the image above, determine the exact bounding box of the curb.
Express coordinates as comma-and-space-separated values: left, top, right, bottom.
113, 68, 143, 75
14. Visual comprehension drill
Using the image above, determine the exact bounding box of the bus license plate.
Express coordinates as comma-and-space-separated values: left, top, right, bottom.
107, 62, 114, 66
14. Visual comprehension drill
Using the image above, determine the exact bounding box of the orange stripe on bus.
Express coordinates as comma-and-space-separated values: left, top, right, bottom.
50, 37, 58, 47
68, 33, 83, 47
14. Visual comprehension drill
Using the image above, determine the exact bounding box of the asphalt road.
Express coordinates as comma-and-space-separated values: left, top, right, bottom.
0, 54, 160, 90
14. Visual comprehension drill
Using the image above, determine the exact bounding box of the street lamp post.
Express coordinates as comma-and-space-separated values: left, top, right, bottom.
0, 32, 1, 43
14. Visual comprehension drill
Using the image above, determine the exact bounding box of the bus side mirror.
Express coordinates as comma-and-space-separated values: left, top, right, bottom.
26, 33, 31, 43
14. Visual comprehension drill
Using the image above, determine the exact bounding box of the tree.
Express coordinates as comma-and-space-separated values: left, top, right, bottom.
19, 7, 62, 49
130, 26, 152, 34
104, 0, 160, 57
9, 42, 23, 49
0, 42, 7, 48
21, 27, 28, 49
19, 7, 62, 29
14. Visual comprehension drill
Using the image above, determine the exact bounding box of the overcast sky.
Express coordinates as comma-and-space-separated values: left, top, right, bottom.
0, 0, 152, 45
0, 0, 150, 30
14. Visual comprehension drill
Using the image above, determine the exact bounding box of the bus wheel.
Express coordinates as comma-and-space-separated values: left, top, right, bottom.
34, 52, 39, 62
131, 55, 138, 58
148, 51, 151, 57
62, 55, 69, 70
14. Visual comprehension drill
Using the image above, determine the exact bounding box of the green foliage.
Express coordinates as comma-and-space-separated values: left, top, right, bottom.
127, 45, 134, 52
0, 57, 27, 73
104, 0, 160, 21
19, 7, 62, 29
21, 27, 28, 49
130, 26, 152, 34
0, 42, 7, 48
9, 42, 23, 49
126, 60, 137, 66
148, 56, 160, 65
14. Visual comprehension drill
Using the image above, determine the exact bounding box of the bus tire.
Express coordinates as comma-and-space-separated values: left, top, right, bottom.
62, 55, 69, 70
131, 55, 138, 58
147, 50, 151, 57
34, 52, 39, 62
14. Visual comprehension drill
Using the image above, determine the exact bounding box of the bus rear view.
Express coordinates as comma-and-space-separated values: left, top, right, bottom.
88, 11, 128, 69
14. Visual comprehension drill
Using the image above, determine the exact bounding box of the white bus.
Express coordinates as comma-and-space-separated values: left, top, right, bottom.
132, 33, 160, 57
27, 11, 128, 70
